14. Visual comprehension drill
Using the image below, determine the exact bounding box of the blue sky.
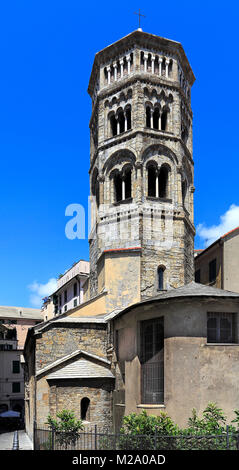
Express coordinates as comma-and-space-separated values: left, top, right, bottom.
0, 0, 238, 307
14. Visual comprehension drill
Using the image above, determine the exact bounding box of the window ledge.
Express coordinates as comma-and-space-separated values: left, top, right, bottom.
113, 198, 132, 206
137, 404, 165, 409
206, 343, 239, 346
146, 197, 172, 203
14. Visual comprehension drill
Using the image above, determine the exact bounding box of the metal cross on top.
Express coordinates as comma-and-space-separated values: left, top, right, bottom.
134, 8, 146, 29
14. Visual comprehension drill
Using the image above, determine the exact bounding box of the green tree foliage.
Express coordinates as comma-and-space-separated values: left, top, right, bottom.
119, 404, 239, 450
46, 409, 84, 449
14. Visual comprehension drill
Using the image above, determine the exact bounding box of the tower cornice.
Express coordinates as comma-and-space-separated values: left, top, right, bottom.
88, 30, 195, 97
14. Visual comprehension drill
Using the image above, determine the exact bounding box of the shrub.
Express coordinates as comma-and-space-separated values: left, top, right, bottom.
46, 409, 84, 449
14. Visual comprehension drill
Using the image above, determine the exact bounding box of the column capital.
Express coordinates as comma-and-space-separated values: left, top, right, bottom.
119, 58, 124, 65
126, 55, 131, 62
97, 174, 105, 183
144, 52, 149, 59
151, 54, 155, 61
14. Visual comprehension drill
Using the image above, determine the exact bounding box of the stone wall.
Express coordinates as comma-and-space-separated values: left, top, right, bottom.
48, 379, 114, 428
35, 324, 108, 371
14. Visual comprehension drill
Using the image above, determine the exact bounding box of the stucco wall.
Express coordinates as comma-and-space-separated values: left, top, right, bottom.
224, 233, 239, 293
113, 298, 239, 428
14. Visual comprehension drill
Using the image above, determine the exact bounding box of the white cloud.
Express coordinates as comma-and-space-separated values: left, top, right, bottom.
197, 204, 239, 248
28, 277, 57, 307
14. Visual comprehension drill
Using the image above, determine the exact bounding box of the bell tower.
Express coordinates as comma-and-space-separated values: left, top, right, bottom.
87, 29, 196, 307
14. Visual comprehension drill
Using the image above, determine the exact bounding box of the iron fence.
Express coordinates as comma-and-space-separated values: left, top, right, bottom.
34, 426, 239, 451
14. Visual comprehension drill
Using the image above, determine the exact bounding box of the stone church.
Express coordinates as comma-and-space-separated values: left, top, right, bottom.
24, 29, 239, 440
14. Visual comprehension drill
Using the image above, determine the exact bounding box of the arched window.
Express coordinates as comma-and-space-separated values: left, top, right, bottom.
153, 108, 160, 130
118, 110, 125, 134
124, 167, 132, 199
161, 109, 168, 131
157, 266, 165, 291
114, 172, 122, 202
110, 114, 117, 136
147, 165, 156, 197
158, 166, 169, 198
81, 397, 90, 421
113, 167, 132, 203
125, 107, 131, 130
146, 106, 151, 128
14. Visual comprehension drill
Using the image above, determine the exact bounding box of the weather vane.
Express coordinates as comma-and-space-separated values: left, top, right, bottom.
134, 8, 146, 29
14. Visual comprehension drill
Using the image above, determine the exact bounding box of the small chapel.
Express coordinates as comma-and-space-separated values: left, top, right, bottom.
24, 28, 239, 440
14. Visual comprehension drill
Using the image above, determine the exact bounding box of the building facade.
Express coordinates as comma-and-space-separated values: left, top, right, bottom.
0, 306, 43, 418
195, 227, 239, 292
42, 260, 89, 322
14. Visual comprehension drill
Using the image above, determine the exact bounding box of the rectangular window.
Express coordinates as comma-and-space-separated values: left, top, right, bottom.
207, 312, 237, 344
59, 294, 62, 307
12, 361, 20, 374
74, 283, 77, 297
140, 317, 164, 404
64, 290, 67, 303
195, 269, 201, 283
209, 259, 216, 283
12, 382, 20, 393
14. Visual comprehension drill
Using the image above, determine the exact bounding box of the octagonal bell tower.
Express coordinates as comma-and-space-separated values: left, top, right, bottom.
87, 29, 196, 309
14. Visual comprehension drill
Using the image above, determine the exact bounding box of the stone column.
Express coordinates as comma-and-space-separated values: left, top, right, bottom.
156, 171, 159, 198
113, 62, 117, 81
107, 66, 111, 85
135, 161, 143, 204
98, 175, 105, 206
159, 110, 162, 130
159, 58, 162, 76
151, 54, 155, 74
116, 117, 120, 135
150, 109, 153, 129
126, 55, 131, 74
120, 58, 124, 78
144, 53, 148, 72
177, 171, 183, 205
122, 178, 126, 201
165, 59, 170, 78
124, 112, 127, 131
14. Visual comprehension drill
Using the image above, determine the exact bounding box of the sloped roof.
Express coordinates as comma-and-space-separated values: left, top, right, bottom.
195, 226, 239, 259
47, 358, 114, 380
0, 305, 43, 320
149, 281, 239, 302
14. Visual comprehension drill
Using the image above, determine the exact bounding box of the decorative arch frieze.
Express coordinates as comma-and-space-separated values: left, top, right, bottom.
141, 143, 178, 166
103, 149, 136, 176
